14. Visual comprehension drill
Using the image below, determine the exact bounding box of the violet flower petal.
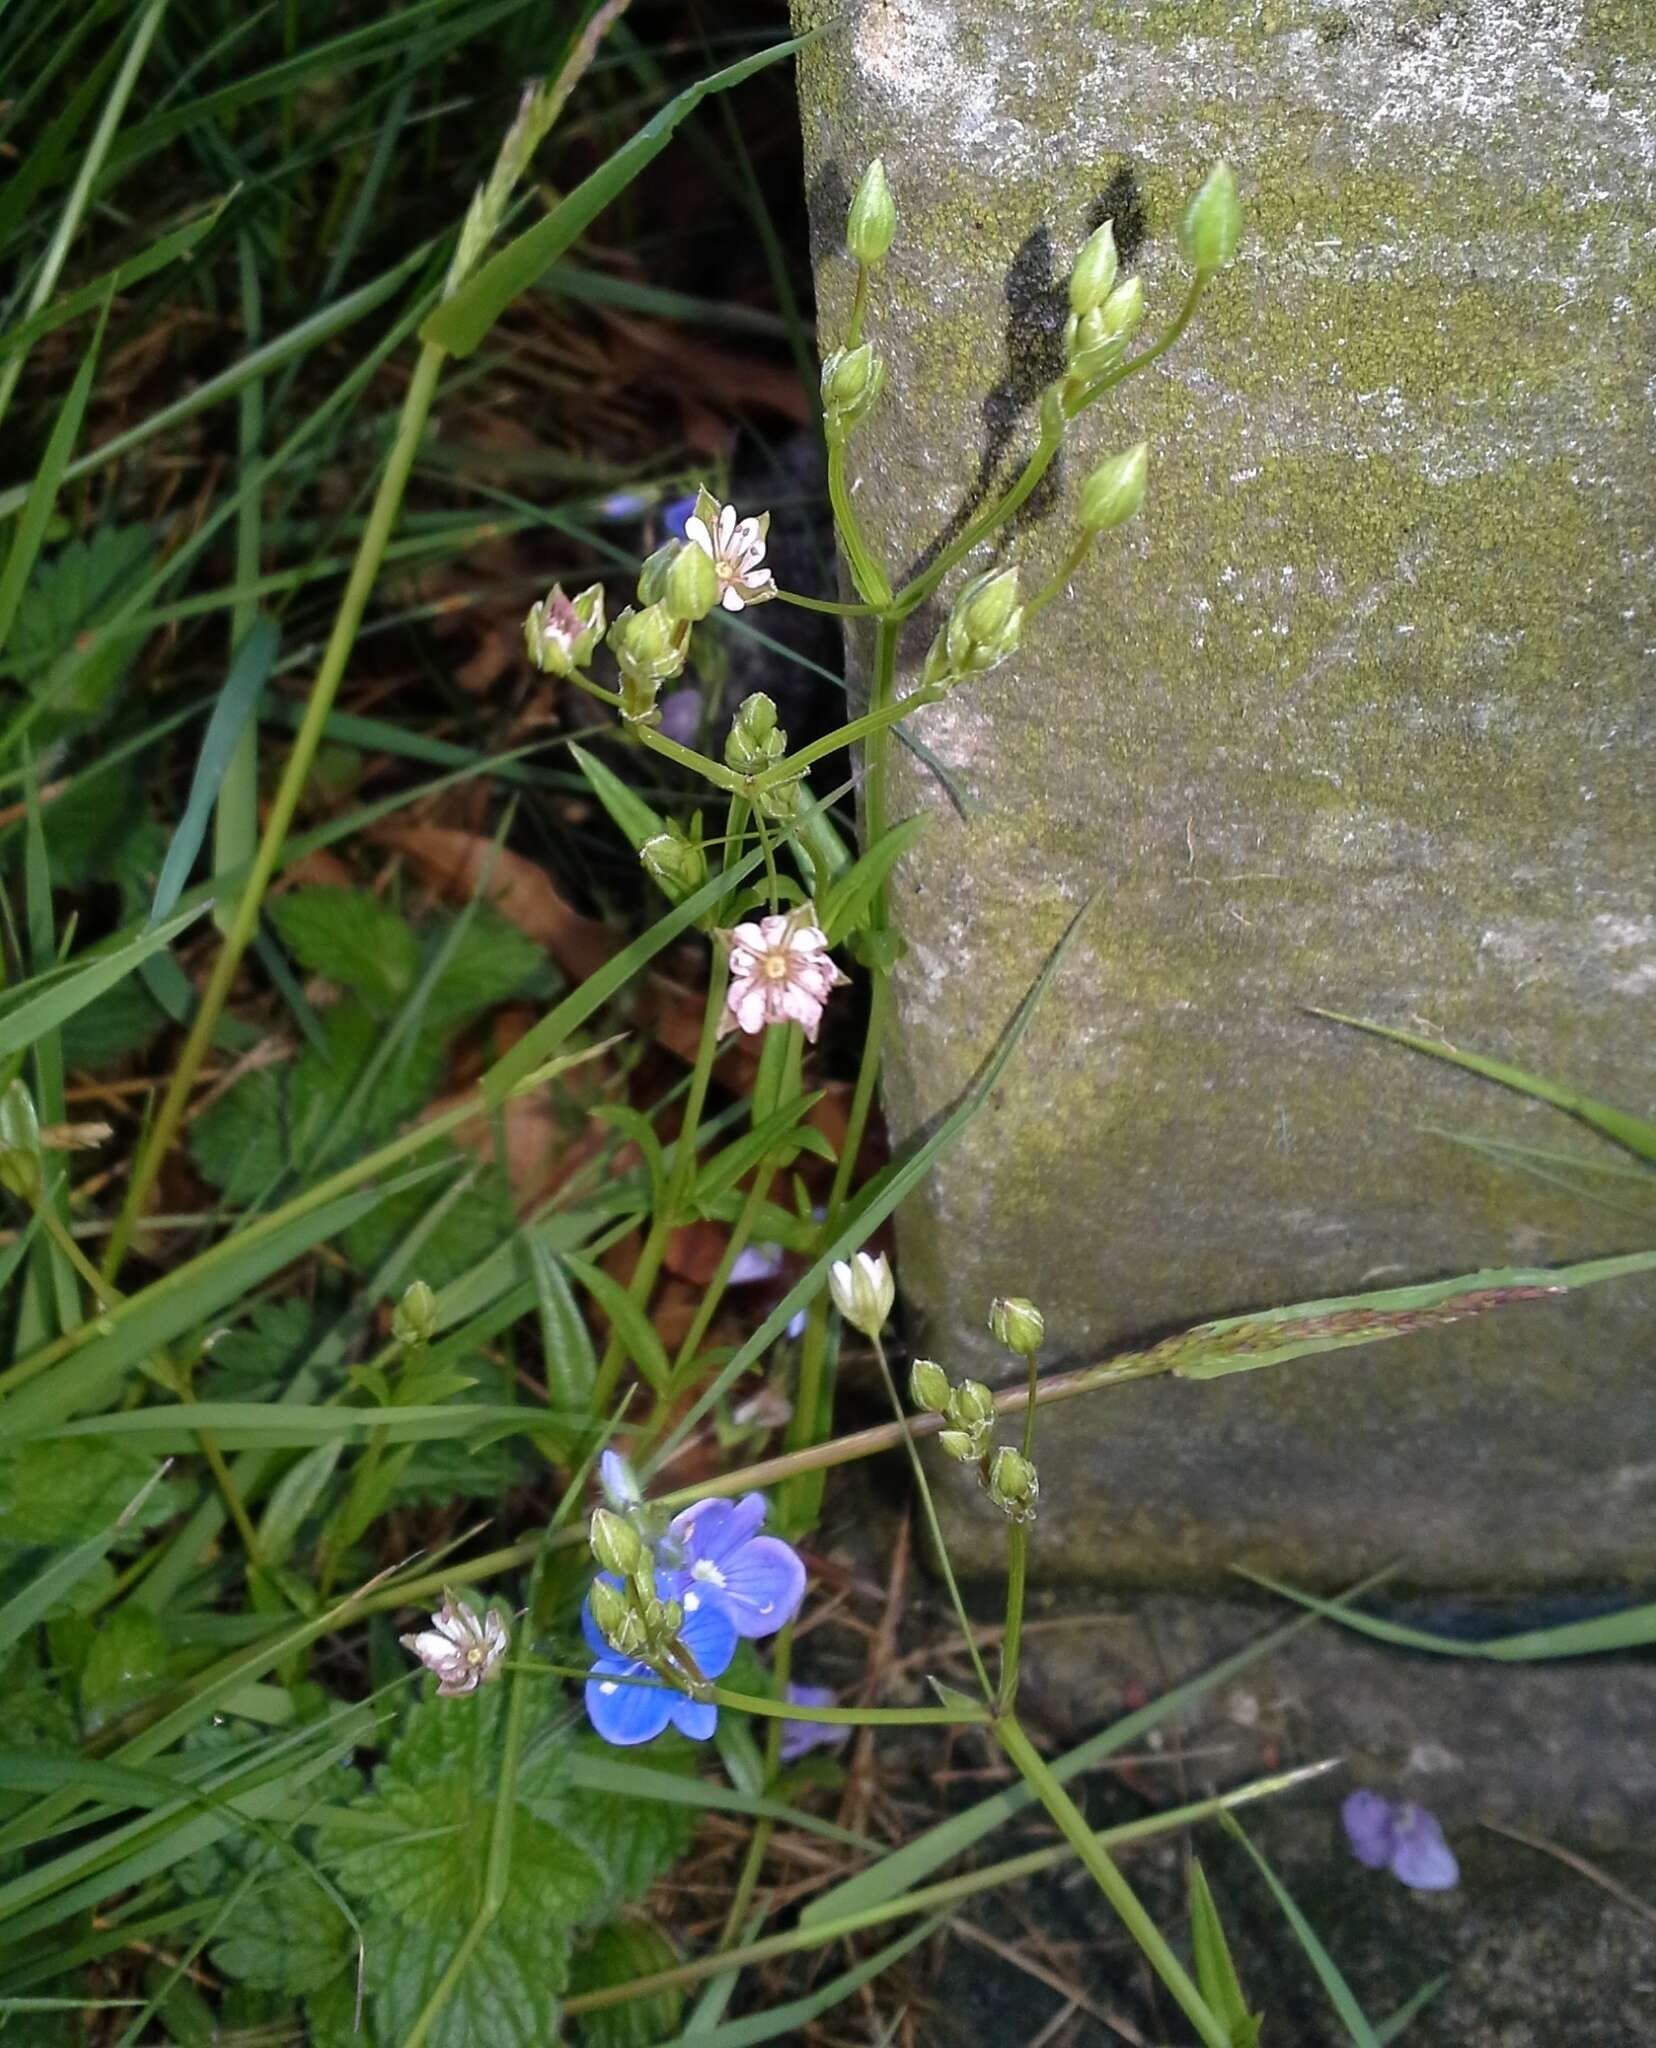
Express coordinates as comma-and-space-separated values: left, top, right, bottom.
586, 1656, 675, 1746
1388, 1804, 1460, 1892
1341, 1788, 1398, 1870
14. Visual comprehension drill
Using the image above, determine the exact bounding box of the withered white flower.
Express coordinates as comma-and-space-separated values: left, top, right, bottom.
400, 1589, 510, 1697
718, 908, 849, 1044
684, 493, 775, 612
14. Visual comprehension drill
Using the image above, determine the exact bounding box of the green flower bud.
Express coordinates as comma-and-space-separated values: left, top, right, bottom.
640, 825, 707, 905
524, 582, 605, 676
938, 1428, 980, 1463
909, 1358, 952, 1413
392, 1280, 439, 1351
846, 158, 897, 266
589, 1507, 646, 1579
658, 1597, 685, 1639
637, 541, 680, 607
608, 601, 685, 722
754, 773, 805, 822
1068, 219, 1118, 316
988, 1296, 1045, 1357
988, 1445, 1040, 1522
1180, 160, 1241, 274
589, 1577, 630, 1645
948, 1379, 996, 1430
1099, 275, 1145, 342
1079, 443, 1148, 534
664, 539, 720, 623
821, 343, 886, 434
724, 691, 787, 777
829, 1249, 894, 1338
0, 1079, 42, 1204
942, 568, 1024, 680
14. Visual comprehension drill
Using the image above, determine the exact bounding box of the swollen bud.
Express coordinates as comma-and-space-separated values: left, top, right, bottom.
589, 1508, 646, 1579
1181, 160, 1241, 274
931, 567, 1024, 686
664, 540, 720, 623
589, 1577, 630, 1645
948, 1380, 996, 1430
1099, 275, 1145, 343
637, 541, 680, 607
909, 1358, 953, 1414
939, 1428, 980, 1463
988, 1296, 1045, 1357
0, 1080, 42, 1204
640, 826, 707, 905
1079, 443, 1148, 534
607, 602, 685, 722
988, 1446, 1040, 1522
847, 159, 897, 266
1068, 220, 1118, 316
392, 1280, 439, 1351
821, 343, 886, 435
724, 691, 787, 777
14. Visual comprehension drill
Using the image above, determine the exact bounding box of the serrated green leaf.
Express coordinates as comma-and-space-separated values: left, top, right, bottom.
79, 1604, 168, 1735
57, 973, 168, 1069
268, 889, 420, 1016
0, 526, 154, 718
365, 1910, 564, 2048
569, 1918, 682, 2048
0, 1438, 179, 1549
548, 1739, 700, 1907
200, 1296, 333, 1403
209, 1868, 353, 1993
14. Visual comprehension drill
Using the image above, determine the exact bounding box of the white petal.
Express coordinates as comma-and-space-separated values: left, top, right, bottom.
728, 920, 768, 951
730, 517, 760, 558
715, 504, 738, 551
735, 985, 771, 1035
684, 516, 714, 557
784, 923, 828, 954
757, 915, 790, 948
743, 565, 774, 590
719, 585, 746, 611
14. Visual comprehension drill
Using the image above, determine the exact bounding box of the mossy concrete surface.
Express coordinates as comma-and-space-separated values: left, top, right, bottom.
791, 2, 1655, 1583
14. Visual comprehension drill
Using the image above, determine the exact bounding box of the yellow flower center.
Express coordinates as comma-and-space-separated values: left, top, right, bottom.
761, 953, 790, 981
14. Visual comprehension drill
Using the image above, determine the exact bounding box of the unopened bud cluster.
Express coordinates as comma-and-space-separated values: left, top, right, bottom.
907, 1294, 1046, 1521
588, 1506, 694, 1676
524, 583, 605, 677
821, 342, 884, 438
392, 1279, 438, 1352
922, 567, 1024, 691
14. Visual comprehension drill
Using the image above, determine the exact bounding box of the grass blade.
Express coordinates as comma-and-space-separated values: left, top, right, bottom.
423, 30, 814, 357
671, 1916, 943, 2046
0, 1464, 170, 1657
0, 903, 209, 1060
1312, 1009, 1656, 1166
1238, 1568, 1656, 1660
1221, 1812, 1381, 2048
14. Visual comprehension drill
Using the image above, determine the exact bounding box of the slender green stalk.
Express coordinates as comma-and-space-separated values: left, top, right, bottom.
515, 1662, 987, 1725
212, 233, 265, 936
845, 261, 870, 350
994, 1713, 1231, 2048
751, 684, 942, 791
998, 1350, 1042, 1710
870, 1332, 994, 1700
104, 341, 449, 1280
562, 1761, 1337, 2016
774, 588, 879, 618
0, 0, 171, 436
825, 438, 892, 607
1026, 532, 1094, 619
893, 421, 1062, 618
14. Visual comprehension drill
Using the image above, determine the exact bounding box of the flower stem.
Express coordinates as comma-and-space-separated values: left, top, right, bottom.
826, 436, 892, 607
993, 1712, 1232, 2048
750, 684, 942, 792
998, 1348, 1040, 1710
774, 588, 880, 618
102, 340, 449, 1282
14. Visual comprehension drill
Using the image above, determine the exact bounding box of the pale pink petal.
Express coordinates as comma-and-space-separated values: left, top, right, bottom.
759, 915, 793, 947
784, 924, 828, 953
735, 985, 772, 1035
780, 984, 825, 1040
728, 922, 768, 951
726, 951, 758, 983
719, 585, 746, 612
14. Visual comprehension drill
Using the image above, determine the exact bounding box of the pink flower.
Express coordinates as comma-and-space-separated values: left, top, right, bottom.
399, 1589, 510, 1697
684, 497, 775, 612
719, 909, 849, 1043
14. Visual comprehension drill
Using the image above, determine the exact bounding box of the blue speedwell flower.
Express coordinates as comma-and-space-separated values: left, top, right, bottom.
657, 1493, 807, 1640
1341, 1789, 1459, 1891
583, 1493, 805, 1747
779, 1683, 850, 1765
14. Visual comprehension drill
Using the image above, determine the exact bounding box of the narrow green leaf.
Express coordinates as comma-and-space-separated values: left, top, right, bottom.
570, 741, 667, 853
256, 1442, 344, 1567
1221, 1814, 1381, 2048
562, 1251, 672, 1395
1376, 1973, 1451, 2043
0, 1462, 169, 1657
149, 617, 276, 922
0, 197, 226, 363
693, 1093, 827, 1209
0, 903, 209, 1061
820, 813, 928, 942
1238, 1568, 1656, 1661
526, 1237, 596, 1451
672, 1914, 942, 2046
422, 33, 814, 358
1312, 1009, 1656, 1166
1170, 1250, 1656, 1380
1190, 1858, 1261, 2045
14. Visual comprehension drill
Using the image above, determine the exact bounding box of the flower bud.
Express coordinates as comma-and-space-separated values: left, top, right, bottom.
640, 826, 707, 905
829, 1249, 894, 1338
608, 601, 685, 722
1078, 443, 1148, 536
589, 1576, 630, 1645
938, 1428, 980, 1463
599, 1448, 642, 1511
392, 1279, 438, 1351
1068, 219, 1118, 316
1099, 275, 1145, 342
988, 1445, 1040, 1522
909, 1358, 953, 1413
948, 1379, 996, 1429
847, 158, 897, 266
821, 343, 885, 434
664, 539, 720, 623
0, 1080, 43, 1204
988, 1296, 1045, 1356
724, 691, 787, 777
942, 568, 1024, 680
637, 541, 680, 607
1180, 160, 1241, 274
589, 1507, 646, 1579
524, 582, 605, 676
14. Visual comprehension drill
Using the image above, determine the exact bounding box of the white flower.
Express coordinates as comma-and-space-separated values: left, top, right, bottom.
684, 497, 775, 612
829, 1249, 894, 1338
400, 1589, 510, 1697
719, 909, 849, 1043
